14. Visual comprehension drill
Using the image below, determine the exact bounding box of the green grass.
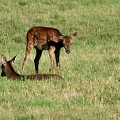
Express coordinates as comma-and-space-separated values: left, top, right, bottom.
0, 0, 120, 120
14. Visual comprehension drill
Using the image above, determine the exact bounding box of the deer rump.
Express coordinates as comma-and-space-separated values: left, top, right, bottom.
22, 26, 77, 74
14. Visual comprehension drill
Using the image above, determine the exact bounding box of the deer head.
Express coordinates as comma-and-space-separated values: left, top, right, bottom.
1, 54, 17, 78
59, 32, 77, 54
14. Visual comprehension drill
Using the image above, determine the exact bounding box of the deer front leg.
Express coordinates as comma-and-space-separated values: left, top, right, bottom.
49, 46, 55, 73
34, 49, 42, 73
55, 50, 60, 73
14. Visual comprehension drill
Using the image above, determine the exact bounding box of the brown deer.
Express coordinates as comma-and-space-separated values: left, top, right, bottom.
1, 55, 63, 80
22, 26, 77, 74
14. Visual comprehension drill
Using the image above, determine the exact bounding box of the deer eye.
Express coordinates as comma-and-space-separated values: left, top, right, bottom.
1, 63, 6, 67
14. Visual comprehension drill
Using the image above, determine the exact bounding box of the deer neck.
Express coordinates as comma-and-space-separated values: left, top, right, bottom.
6, 66, 24, 80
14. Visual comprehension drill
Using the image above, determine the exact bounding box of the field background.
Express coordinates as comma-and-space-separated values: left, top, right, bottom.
0, 0, 120, 120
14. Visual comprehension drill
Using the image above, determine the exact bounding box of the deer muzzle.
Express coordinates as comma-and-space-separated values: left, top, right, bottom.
1, 71, 6, 77
66, 50, 70, 54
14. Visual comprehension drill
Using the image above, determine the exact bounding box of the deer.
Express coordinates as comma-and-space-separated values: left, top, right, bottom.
22, 26, 77, 74
1, 54, 63, 80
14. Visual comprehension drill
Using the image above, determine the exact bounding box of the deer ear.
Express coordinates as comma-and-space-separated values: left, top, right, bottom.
71, 32, 77, 38
10, 55, 18, 65
1, 55, 7, 65
59, 35, 64, 40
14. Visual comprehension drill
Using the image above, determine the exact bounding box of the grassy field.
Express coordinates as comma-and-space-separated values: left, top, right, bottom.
0, 0, 120, 120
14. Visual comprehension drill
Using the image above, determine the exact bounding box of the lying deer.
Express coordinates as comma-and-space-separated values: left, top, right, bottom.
22, 26, 77, 74
1, 55, 63, 80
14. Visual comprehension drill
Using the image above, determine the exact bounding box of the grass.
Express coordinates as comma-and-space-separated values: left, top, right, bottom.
0, 0, 120, 120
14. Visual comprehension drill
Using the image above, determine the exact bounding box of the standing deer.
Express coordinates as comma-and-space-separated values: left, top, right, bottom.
22, 26, 77, 74
1, 55, 63, 80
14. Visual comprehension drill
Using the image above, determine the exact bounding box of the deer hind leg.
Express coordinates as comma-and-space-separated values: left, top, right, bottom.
34, 49, 42, 73
55, 50, 60, 73
22, 36, 34, 74
49, 46, 55, 73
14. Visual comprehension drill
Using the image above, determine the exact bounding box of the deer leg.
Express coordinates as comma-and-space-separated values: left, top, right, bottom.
34, 49, 42, 73
22, 49, 31, 74
55, 50, 60, 73
22, 37, 34, 74
49, 46, 55, 73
